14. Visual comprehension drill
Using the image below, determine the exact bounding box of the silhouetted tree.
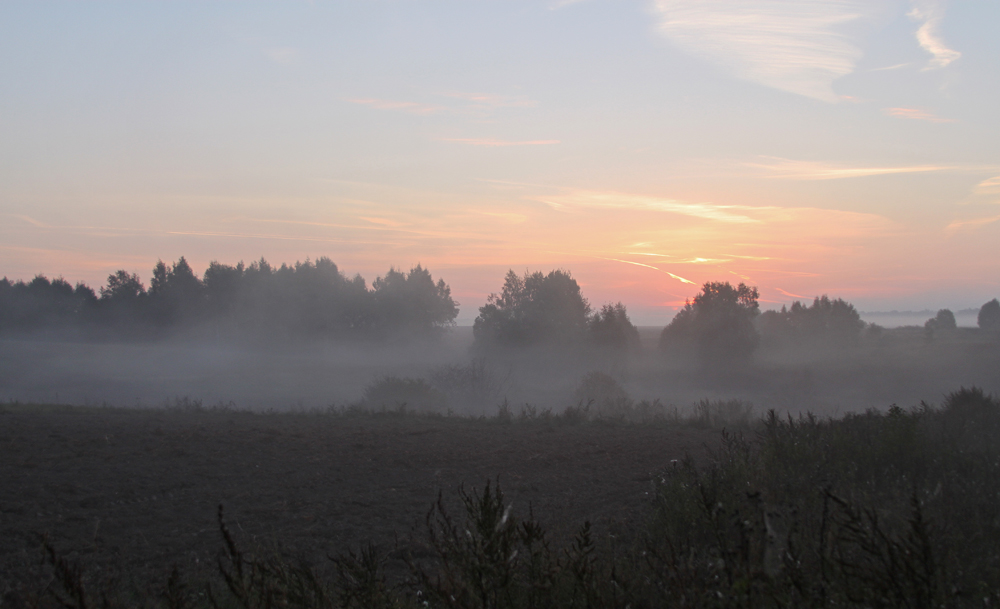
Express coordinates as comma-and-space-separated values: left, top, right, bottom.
286, 257, 372, 336
148, 257, 204, 326
589, 302, 641, 351
979, 299, 1000, 331
100, 270, 145, 302
659, 281, 760, 364
474, 269, 590, 347
0, 256, 459, 342
202, 260, 246, 321
0, 275, 97, 334
98, 270, 147, 330
758, 295, 865, 347
925, 308, 957, 339
370, 264, 458, 337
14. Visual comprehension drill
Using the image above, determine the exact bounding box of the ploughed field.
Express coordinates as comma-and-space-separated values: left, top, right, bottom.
0, 406, 715, 588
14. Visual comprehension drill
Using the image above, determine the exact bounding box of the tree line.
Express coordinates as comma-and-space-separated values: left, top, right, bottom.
4, 258, 999, 353
470, 271, 1000, 364
0, 257, 458, 340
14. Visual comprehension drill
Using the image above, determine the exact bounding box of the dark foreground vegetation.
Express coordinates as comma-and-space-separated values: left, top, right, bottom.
4, 387, 1000, 608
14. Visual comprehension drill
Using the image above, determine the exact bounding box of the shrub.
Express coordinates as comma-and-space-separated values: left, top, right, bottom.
361, 376, 449, 414
691, 398, 755, 428
573, 372, 629, 413
428, 358, 512, 414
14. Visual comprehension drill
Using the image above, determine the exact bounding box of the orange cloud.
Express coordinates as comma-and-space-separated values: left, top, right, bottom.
747, 157, 952, 179
945, 214, 1000, 233
883, 107, 955, 123
975, 175, 1000, 195
533, 189, 760, 223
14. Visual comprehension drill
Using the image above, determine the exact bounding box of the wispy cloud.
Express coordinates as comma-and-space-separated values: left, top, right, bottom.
883, 107, 954, 123
869, 62, 912, 72
975, 176, 1000, 196
946, 214, 1000, 233
908, 0, 961, 69
747, 157, 952, 179
439, 138, 559, 147
359, 217, 406, 228
12, 214, 49, 228
533, 190, 760, 223
651, 0, 871, 102
726, 254, 772, 261
347, 98, 443, 115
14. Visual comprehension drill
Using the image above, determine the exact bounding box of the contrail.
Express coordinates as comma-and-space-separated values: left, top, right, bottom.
597, 256, 696, 285
539, 250, 697, 285
775, 287, 808, 299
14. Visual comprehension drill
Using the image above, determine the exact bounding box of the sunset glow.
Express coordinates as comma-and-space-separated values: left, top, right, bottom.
1, 1, 997, 324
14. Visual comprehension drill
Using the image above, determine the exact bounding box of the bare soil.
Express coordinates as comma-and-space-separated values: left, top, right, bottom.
0, 406, 716, 589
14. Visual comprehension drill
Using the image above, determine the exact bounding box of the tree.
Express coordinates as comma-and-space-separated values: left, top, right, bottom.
589, 302, 641, 351
100, 270, 145, 302
979, 299, 1000, 331
202, 260, 245, 320
474, 269, 590, 347
659, 281, 760, 364
370, 264, 458, 337
925, 308, 957, 339
148, 257, 204, 325
0, 275, 97, 334
99, 270, 147, 328
758, 295, 865, 347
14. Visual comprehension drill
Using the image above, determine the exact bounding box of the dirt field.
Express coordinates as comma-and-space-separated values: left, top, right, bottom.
0, 405, 716, 591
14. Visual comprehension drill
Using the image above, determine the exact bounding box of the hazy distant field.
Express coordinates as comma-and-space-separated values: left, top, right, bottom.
2, 325, 998, 416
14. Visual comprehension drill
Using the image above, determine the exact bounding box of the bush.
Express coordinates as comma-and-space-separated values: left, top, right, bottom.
691, 398, 755, 428
428, 358, 512, 414
646, 387, 1000, 607
361, 376, 449, 414
572, 372, 630, 417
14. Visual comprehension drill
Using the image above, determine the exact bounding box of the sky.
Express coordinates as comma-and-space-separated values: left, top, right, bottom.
1, 0, 998, 325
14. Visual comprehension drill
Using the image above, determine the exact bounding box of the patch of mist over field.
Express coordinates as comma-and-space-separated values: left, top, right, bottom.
0, 331, 472, 410
2, 324, 998, 417
3, 263, 998, 414
860, 309, 980, 328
